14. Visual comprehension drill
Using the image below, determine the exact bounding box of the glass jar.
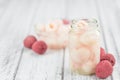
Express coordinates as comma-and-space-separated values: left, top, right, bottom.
69, 19, 100, 75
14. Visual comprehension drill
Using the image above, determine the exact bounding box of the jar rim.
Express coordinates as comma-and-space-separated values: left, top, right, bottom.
71, 18, 100, 31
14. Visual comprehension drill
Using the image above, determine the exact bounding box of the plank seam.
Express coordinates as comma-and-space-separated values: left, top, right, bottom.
13, 1, 40, 80
13, 48, 24, 80
62, 48, 65, 80
94, 0, 108, 51
94, 0, 113, 79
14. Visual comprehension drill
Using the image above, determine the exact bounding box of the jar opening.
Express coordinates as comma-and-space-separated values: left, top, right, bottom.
71, 19, 99, 31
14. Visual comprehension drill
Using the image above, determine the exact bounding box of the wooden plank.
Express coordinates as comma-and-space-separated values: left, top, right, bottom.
96, 0, 120, 80
0, 0, 10, 17
115, 0, 120, 9
111, 0, 120, 56
0, 0, 119, 80
66, 0, 98, 20
0, 0, 39, 80
15, 0, 66, 80
15, 49, 64, 80
0, 0, 18, 32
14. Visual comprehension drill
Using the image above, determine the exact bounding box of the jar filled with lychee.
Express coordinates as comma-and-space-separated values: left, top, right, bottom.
69, 19, 100, 75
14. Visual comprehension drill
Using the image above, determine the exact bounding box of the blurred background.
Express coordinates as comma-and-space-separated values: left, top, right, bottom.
0, 0, 120, 34
0, 0, 120, 47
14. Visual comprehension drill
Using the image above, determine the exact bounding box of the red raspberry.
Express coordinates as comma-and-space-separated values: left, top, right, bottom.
32, 41, 47, 54
96, 60, 113, 79
100, 47, 106, 59
101, 54, 115, 66
24, 35, 37, 49
62, 19, 70, 25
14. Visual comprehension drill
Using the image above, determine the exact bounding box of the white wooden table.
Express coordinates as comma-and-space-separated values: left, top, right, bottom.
0, 0, 120, 80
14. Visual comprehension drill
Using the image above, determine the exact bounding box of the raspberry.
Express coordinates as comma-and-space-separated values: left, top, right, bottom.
32, 41, 47, 54
101, 54, 115, 66
95, 60, 113, 79
23, 35, 37, 48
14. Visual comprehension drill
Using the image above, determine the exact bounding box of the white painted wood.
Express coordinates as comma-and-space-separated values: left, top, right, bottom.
67, 0, 98, 20
15, 49, 64, 80
96, 0, 120, 80
0, 0, 40, 80
0, 0, 120, 80
115, 0, 120, 9
15, 0, 66, 80
0, 0, 10, 17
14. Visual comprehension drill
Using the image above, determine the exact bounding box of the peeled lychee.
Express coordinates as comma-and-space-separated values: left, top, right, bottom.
95, 60, 113, 79
100, 47, 106, 59
24, 35, 37, 48
32, 41, 47, 54
100, 53, 115, 66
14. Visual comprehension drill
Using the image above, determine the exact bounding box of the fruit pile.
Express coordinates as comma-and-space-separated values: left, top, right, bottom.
95, 47, 116, 79
23, 35, 116, 79
23, 35, 47, 55
35, 19, 70, 49
23, 19, 70, 54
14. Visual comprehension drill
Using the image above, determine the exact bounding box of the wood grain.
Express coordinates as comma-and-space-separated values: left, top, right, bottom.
0, 0, 120, 80
15, 0, 66, 80
0, 0, 40, 80
96, 0, 120, 80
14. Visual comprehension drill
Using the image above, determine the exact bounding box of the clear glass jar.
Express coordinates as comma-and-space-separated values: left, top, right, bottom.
69, 19, 100, 75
